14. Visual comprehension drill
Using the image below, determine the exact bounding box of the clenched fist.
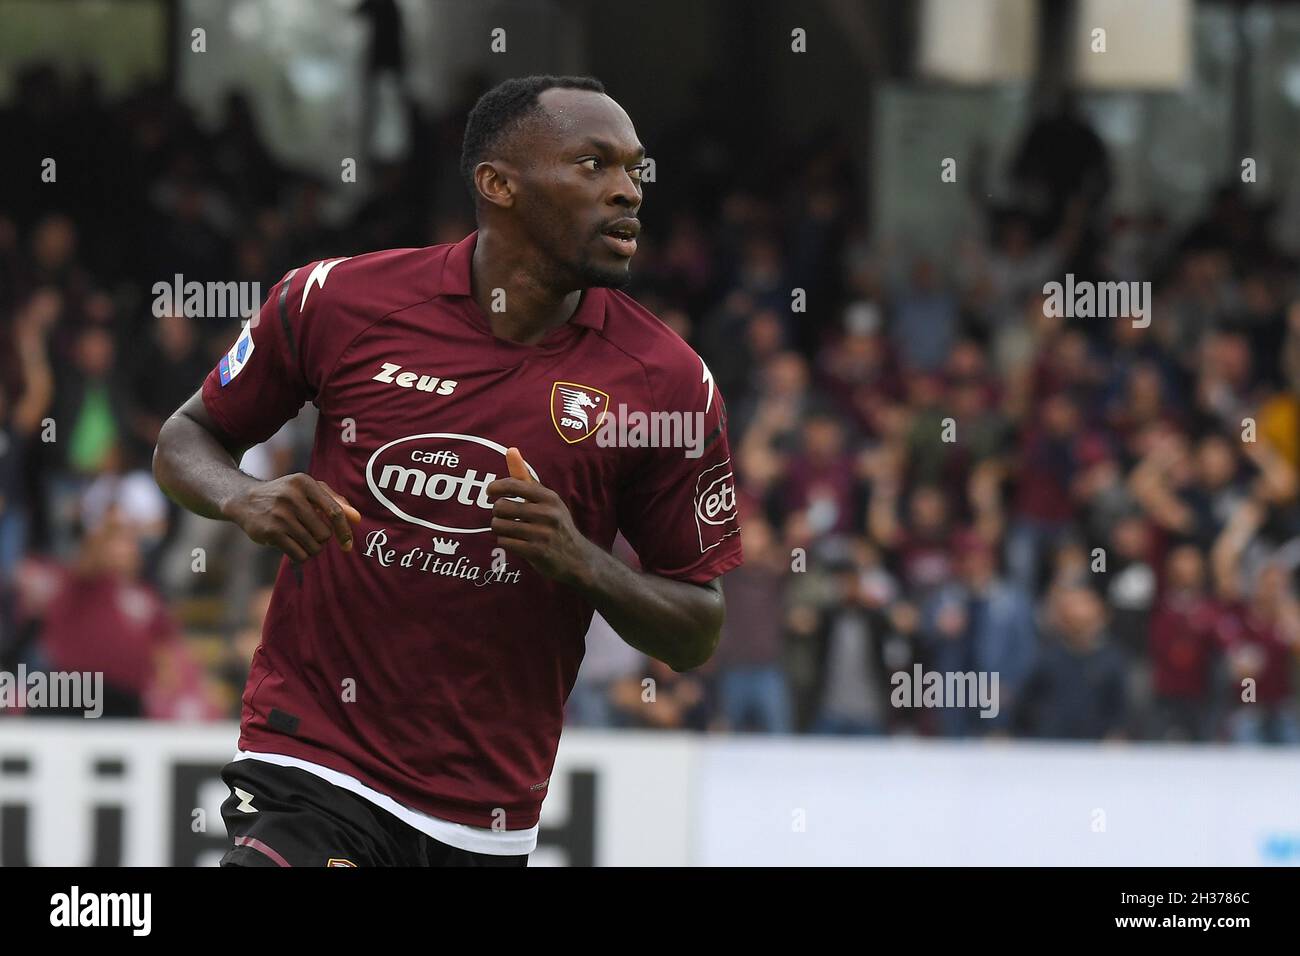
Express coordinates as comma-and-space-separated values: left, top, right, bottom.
485, 447, 594, 585
224, 473, 361, 563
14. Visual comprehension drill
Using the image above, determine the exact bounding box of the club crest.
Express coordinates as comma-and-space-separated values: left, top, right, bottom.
550, 381, 610, 443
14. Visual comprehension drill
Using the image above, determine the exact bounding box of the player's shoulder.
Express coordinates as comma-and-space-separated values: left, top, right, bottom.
599, 289, 715, 403
282, 244, 451, 321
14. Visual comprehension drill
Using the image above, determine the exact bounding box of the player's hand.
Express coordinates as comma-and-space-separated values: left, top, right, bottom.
486, 447, 591, 584
224, 474, 362, 563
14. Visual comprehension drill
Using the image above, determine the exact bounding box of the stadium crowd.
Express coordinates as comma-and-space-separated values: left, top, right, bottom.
2, 64, 1299, 744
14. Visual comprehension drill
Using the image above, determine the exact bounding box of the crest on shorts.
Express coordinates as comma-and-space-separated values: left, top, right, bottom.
551, 381, 610, 444
326, 858, 357, 867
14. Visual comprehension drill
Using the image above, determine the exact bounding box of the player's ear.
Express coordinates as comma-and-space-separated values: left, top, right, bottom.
474, 160, 516, 210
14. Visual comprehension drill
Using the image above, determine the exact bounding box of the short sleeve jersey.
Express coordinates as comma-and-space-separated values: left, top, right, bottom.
201, 233, 742, 828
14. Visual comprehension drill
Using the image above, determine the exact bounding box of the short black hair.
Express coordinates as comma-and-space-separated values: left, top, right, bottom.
459, 74, 606, 201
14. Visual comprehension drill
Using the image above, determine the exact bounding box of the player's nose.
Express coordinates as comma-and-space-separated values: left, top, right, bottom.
609, 174, 641, 209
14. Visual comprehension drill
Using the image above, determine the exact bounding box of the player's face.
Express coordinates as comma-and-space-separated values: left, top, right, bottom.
516, 89, 646, 289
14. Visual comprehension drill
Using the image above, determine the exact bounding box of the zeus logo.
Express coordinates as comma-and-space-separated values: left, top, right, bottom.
372, 363, 458, 395
700, 356, 715, 414
693, 459, 738, 553
301, 257, 350, 311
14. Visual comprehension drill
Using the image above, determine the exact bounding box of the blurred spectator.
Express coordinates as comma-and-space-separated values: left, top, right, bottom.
712, 514, 793, 733
817, 303, 903, 440
80, 442, 169, 552
1005, 392, 1097, 593
870, 482, 957, 604
1214, 566, 1300, 745
126, 310, 212, 455
1211, 500, 1300, 744
0, 289, 55, 577
1008, 94, 1110, 246
922, 530, 1037, 737
1147, 544, 1221, 741
1017, 584, 1128, 740
890, 257, 958, 372
1102, 511, 1158, 657
14, 514, 190, 717
782, 412, 859, 540
796, 537, 907, 735
43, 323, 132, 555
609, 657, 710, 731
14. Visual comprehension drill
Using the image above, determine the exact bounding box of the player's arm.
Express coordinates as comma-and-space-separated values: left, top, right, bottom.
487, 448, 724, 672
155, 262, 364, 563
567, 549, 724, 673
154, 389, 360, 563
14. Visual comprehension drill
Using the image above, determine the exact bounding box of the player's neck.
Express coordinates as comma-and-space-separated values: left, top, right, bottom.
470, 232, 582, 346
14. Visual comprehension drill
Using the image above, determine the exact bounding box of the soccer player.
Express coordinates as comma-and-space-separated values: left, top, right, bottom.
152, 75, 742, 867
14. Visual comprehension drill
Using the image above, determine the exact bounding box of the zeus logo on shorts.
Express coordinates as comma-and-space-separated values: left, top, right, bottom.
218, 323, 255, 386
694, 459, 738, 553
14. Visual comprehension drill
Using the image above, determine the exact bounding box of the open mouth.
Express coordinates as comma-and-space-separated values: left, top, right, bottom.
600, 220, 640, 257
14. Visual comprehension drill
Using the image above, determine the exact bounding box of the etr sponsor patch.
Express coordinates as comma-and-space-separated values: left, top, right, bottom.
694, 459, 738, 553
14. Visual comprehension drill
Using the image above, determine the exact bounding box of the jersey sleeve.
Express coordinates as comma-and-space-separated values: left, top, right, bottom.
616, 353, 743, 584
200, 266, 318, 448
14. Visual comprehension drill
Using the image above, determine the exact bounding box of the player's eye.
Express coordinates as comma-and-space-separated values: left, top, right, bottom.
579, 157, 602, 172
628, 163, 650, 183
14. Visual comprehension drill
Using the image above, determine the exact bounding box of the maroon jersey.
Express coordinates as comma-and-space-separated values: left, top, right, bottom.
202, 232, 742, 828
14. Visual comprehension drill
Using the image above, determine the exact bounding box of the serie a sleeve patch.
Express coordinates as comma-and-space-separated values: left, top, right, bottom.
218, 322, 256, 386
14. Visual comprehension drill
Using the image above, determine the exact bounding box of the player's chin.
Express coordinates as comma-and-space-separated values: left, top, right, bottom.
579, 258, 633, 289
